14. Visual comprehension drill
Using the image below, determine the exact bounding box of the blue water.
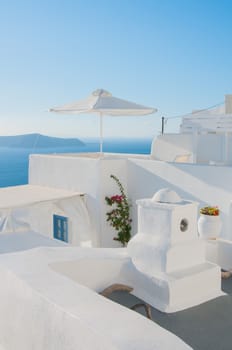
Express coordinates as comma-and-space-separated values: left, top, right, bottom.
0, 138, 152, 187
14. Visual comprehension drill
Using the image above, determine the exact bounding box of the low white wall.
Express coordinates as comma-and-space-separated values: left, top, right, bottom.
127, 159, 232, 240
29, 155, 101, 193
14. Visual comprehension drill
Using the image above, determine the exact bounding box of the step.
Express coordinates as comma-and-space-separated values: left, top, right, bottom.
127, 262, 223, 313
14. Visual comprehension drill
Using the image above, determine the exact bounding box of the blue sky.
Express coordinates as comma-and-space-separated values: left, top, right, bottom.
0, 0, 232, 139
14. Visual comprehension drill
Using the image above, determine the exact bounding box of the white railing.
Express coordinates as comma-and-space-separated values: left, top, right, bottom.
180, 114, 232, 133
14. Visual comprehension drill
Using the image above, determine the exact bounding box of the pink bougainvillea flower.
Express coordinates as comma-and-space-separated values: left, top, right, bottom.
111, 195, 123, 203
105, 175, 132, 246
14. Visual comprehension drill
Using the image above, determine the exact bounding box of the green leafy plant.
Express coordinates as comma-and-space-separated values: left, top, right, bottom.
105, 175, 132, 246
200, 206, 219, 216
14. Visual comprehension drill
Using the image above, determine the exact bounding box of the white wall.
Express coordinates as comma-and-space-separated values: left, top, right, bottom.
29, 154, 100, 194
29, 155, 128, 247
21, 196, 96, 246
127, 158, 232, 239
99, 159, 128, 247
29, 153, 232, 245
197, 134, 224, 163
151, 133, 231, 164
151, 134, 195, 162
29, 154, 101, 245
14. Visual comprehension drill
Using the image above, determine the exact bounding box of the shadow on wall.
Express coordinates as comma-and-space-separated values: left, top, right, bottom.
127, 159, 232, 239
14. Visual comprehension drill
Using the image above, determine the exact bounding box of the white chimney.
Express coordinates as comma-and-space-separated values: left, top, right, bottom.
225, 95, 232, 114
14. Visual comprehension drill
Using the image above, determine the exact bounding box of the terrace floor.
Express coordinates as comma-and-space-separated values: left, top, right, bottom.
109, 278, 232, 350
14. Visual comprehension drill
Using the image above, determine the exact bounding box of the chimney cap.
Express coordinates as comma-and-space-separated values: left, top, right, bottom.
152, 188, 182, 204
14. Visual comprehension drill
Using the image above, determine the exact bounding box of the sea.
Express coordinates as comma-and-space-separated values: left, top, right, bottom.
0, 138, 152, 188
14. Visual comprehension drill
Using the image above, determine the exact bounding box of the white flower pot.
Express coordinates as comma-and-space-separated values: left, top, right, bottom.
198, 214, 222, 239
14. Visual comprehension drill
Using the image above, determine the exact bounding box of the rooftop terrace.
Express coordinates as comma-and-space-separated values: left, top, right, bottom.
110, 278, 232, 350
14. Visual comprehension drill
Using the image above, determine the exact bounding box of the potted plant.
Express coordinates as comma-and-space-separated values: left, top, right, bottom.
105, 175, 132, 246
198, 206, 222, 239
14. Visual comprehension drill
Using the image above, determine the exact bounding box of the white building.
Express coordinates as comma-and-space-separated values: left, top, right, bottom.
2, 95, 232, 349
23, 147, 232, 245
151, 95, 232, 164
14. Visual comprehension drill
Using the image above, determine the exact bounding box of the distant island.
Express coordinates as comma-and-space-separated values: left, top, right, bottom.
0, 133, 85, 148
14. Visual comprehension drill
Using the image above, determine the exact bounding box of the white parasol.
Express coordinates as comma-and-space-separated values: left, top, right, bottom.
50, 89, 157, 152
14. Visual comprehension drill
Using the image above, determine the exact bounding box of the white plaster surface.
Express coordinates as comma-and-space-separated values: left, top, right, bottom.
0, 247, 192, 350
151, 134, 195, 162
128, 190, 222, 311
129, 196, 204, 274
151, 133, 229, 164
205, 238, 232, 270
0, 184, 83, 209
137, 198, 199, 243
28, 152, 232, 243
0, 230, 67, 254
29, 154, 129, 247
0, 229, 221, 320
0, 184, 97, 247
128, 234, 205, 274
127, 158, 232, 240
152, 188, 182, 203
49, 248, 222, 314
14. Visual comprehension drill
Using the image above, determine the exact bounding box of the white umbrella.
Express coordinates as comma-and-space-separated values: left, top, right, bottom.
50, 89, 157, 152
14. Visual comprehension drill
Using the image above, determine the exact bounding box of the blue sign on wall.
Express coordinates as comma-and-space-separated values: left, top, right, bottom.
53, 215, 68, 242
